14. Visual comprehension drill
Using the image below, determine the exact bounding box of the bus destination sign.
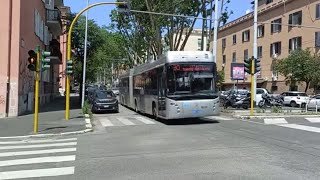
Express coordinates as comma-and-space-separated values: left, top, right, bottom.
172, 64, 211, 72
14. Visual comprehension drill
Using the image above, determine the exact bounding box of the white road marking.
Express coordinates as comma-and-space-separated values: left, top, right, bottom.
279, 124, 320, 133
305, 118, 320, 123
264, 118, 288, 125
117, 117, 135, 125
0, 148, 77, 157
0, 138, 77, 145
99, 117, 114, 127
136, 117, 156, 124
0, 155, 75, 167
207, 116, 233, 121
0, 167, 75, 179
0, 142, 77, 150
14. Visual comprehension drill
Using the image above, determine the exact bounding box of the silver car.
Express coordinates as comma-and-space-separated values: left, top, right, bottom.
307, 94, 320, 110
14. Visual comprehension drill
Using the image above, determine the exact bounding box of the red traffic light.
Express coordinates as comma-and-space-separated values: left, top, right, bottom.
27, 50, 37, 71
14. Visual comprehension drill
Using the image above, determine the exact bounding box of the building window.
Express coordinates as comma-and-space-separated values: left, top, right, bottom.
289, 36, 302, 52
244, 49, 248, 60
257, 46, 263, 58
233, 34, 237, 44
266, 0, 273, 4
271, 18, 282, 33
316, 32, 320, 47
289, 11, 302, 27
222, 38, 226, 48
271, 85, 278, 92
270, 42, 281, 57
232, 52, 236, 62
257, 25, 264, 38
222, 55, 226, 64
197, 38, 201, 50
316, 4, 320, 19
242, 30, 250, 42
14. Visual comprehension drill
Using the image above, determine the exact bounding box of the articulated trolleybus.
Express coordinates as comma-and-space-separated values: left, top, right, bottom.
119, 51, 220, 119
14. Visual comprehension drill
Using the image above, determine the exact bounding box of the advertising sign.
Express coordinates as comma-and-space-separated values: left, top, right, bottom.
231, 63, 245, 80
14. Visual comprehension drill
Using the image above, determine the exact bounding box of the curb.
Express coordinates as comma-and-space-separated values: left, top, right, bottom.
234, 114, 320, 119
0, 114, 93, 139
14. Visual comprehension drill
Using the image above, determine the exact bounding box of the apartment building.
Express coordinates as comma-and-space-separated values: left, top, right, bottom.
216, 0, 320, 93
0, 0, 69, 117
164, 29, 210, 52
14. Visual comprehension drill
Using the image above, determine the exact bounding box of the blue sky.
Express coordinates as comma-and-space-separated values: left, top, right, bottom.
64, 0, 254, 28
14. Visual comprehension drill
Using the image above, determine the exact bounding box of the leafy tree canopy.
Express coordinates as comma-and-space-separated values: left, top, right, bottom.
275, 49, 320, 92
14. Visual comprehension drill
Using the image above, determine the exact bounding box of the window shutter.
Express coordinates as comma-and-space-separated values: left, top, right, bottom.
297, 36, 302, 48
242, 32, 244, 42
298, 11, 302, 25
315, 32, 320, 47
271, 22, 274, 33
247, 30, 250, 41
289, 14, 293, 26
279, 42, 282, 54
289, 39, 292, 52
34, 9, 37, 36
316, 4, 320, 19
270, 44, 273, 56
279, 19, 282, 31
262, 25, 265, 36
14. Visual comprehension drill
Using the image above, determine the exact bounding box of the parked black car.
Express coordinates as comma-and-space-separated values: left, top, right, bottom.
91, 90, 119, 113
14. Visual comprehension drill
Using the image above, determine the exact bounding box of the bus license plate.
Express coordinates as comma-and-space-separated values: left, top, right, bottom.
104, 105, 109, 108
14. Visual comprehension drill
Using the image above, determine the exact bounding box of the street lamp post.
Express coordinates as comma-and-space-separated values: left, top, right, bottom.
81, 0, 89, 108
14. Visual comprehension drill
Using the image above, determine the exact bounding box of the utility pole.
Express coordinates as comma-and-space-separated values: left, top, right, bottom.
212, 0, 219, 63
253, 0, 258, 105
111, 62, 114, 87
207, 0, 213, 51
81, 0, 89, 108
200, 0, 206, 51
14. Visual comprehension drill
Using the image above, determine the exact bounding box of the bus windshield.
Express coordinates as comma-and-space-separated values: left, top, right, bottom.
166, 64, 216, 98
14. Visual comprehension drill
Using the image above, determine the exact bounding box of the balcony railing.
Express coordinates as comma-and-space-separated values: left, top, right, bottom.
46, 9, 61, 21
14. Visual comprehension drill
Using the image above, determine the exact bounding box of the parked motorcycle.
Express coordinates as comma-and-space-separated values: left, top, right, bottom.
258, 93, 283, 108
224, 93, 251, 109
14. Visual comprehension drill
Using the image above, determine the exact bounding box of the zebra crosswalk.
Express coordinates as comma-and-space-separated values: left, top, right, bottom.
96, 115, 158, 127
257, 117, 320, 134
0, 137, 77, 179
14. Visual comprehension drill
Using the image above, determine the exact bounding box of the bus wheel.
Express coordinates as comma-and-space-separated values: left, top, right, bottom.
134, 100, 138, 112
152, 104, 157, 119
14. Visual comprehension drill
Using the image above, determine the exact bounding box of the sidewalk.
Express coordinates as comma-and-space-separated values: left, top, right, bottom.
0, 95, 89, 137
221, 108, 320, 119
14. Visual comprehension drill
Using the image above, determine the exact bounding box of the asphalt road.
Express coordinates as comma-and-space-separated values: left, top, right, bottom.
2, 106, 320, 179
73, 106, 320, 180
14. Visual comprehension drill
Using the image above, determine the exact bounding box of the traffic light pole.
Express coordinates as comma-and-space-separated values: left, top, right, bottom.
34, 47, 40, 133
250, 58, 255, 116
65, 1, 128, 120
252, 0, 258, 107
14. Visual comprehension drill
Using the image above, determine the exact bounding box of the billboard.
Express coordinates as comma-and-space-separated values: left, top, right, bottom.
231, 63, 245, 80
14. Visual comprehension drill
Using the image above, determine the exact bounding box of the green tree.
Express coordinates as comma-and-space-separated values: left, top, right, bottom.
111, 0, 233, 62
216, 70, 225, 87
275, 49, 320, 92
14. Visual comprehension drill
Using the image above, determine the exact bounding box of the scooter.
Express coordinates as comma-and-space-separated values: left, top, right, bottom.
258, 93, 283, 108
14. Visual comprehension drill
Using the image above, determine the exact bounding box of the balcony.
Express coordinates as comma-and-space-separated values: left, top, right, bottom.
47, 39, 62, 64
46, 9, 62, 36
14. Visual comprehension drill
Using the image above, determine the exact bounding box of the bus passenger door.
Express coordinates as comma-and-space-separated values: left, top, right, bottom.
140, 74, 146, 112
158, 69, 166, 117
